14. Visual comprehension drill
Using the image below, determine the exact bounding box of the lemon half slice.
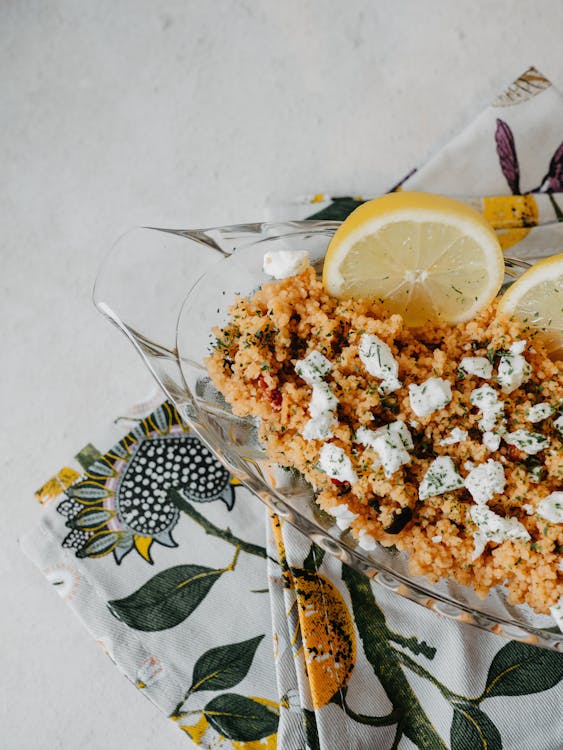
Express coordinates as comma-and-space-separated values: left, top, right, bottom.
322, 192, 505, 326
498, 253, 563, 360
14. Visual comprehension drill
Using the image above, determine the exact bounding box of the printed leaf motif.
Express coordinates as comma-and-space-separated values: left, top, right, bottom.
69, 507, 115, 531
492, 66, 551, 107
190, 635, 265, 693
307, 196, 364, 221
203, 694, 279, 742
495, 119, 520, 194
66, 482, 110, 502
108, 563, 227, 631
302, 708, 321, 750
483, 640, 563, 698
545, 142, 563, 192
451, 705, 502, 750
76, 530, 121, 558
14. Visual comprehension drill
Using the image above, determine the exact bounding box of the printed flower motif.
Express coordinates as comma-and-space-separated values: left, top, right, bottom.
495, 119, 563, 196
45, 563, 81, 600
58, 402, 237, 564
136, 656, 165, 689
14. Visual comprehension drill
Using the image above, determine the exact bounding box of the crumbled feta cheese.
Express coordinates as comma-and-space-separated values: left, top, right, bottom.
497, 340, 531, 394
358, 334, 402, 395
296, 351, 337, 441
537, 492, 563, 524
409, 377, 452, 417
409, 420, 419, 429
358, 529, 378, 551
418, 457, 464, 500
464, 460, 475, 472
319, 444, 358, 484
555, 414, 563, 435
460, 356, 493, 379
503, 429, 550, 455
464, 459, 506, 505
439, 428, 468, 446
326, 503, 359, 531
470, 384, 504, 432
302, 382, 338, 440
550, 596, 563, 633
509, 339, 527, 355
470, 504, 530, 559
559, 559, 563, 573
432, 534, 442, 543
262, 250, 309, 279
302, 407, 337, 441
295, 350, 331, 383
482, 431, 501, 452
356, 421, 413, 478
522, 503, 535, 515
528, 465, 544, 484
527, 402, 554, 423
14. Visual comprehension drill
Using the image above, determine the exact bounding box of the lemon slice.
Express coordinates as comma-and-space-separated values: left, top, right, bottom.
498, 253, 563, 360
322, 192, 505, 326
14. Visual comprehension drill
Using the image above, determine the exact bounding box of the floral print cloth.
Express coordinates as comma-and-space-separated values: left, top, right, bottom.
23, 67, 563, 749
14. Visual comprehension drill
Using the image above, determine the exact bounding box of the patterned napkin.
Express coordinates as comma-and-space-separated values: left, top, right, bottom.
23, 67, 563, 750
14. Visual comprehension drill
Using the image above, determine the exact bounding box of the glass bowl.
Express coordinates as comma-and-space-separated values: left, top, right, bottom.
94, 221, 561, 651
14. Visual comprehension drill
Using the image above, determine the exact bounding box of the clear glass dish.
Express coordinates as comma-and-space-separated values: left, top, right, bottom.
94, 221, 560, 651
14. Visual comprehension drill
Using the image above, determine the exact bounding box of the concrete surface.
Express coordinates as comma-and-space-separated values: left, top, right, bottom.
2, 2, 563, 748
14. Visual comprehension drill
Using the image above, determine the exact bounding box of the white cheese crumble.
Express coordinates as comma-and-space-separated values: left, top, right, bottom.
470, 384, 504, 432
262, 250, 309, 279
555, 414, 563, 435
559, 559, 563, 573
503, 429, 550, 455
470, 504, 531, 559
358, 529, 378, 551
482, 431, 501, 452
464, 459, 506, 505
551, 596, 563, 633
326, 503, 359, 531
418, 456, 464, 500
497, 340, 531, 394
439, 427, 468, 446
432, 534, 442, 543
460, 356, 493, 379
528, 465, 544, 484
358, 334, 401, 395
295, 351, 337, 441
409, 377, 452, 418
522, 503, 535, 515
356, 421, 413, 478
464, 460, 475, 472
527, 402, 554, 423
295, 350, 331, 382
319, 444, 358, 485
537, 492, 563, 524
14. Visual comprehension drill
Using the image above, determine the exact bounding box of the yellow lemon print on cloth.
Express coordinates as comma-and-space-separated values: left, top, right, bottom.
482, 194, 539, 251
292, 567, 356, 709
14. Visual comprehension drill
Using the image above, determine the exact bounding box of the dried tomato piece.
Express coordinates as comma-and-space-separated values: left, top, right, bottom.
505, 445, 527, 463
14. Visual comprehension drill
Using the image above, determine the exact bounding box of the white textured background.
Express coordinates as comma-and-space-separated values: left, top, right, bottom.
2, 2, 563, 748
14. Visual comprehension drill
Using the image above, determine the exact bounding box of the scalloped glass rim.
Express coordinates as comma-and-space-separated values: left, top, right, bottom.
95, 222, 561, 651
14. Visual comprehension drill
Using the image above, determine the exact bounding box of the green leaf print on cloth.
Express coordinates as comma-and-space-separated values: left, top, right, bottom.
188, 635, 266, 695
482, 641, 563, 698
108, 547, 239, 631
450, 705, 502, 750
203, 694, 279, 742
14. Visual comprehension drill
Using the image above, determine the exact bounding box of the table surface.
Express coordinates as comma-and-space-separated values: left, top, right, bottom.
3, 2, 563, 748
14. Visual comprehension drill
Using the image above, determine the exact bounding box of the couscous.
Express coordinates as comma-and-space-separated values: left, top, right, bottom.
206, 262, 563, 616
